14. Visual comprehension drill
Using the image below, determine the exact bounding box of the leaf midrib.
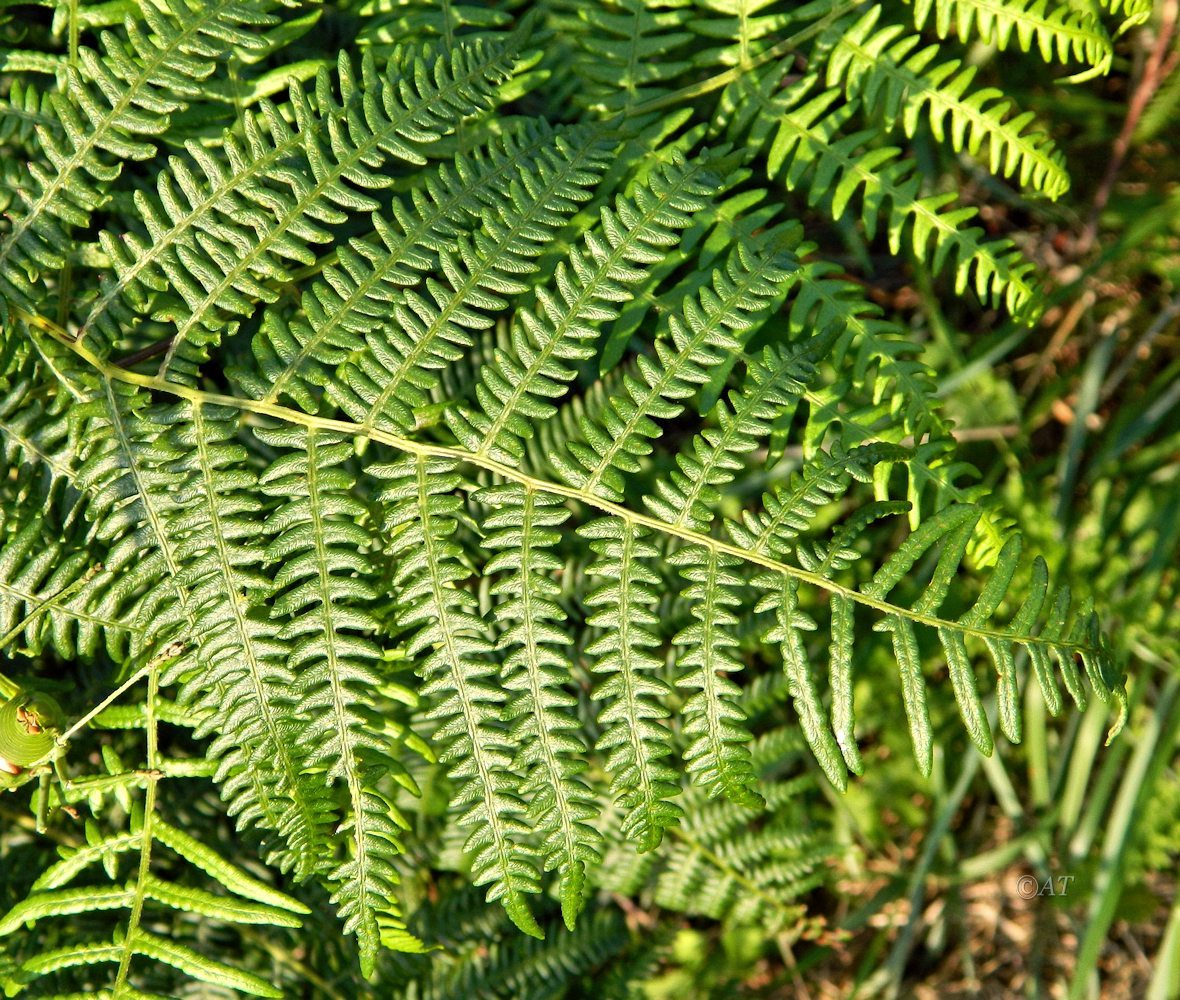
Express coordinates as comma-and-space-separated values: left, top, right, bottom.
28, 310, 1109, 658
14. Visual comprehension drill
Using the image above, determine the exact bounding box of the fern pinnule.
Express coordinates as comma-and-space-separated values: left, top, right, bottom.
909, 0, 1114, 78
550, 238, 798, 503
671, 544, 762, 808
81, 34, 526, 381
581, 517, 682, 852
257, 424, 423, 970
644, 342, 818, 532
140, 402, 337, 880
729, 72, 1040, 318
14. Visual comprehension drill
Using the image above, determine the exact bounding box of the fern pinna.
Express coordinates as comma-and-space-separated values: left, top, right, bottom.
0, 0, 1129, 993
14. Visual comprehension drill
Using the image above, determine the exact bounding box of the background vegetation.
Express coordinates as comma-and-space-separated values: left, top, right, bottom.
0, 0, 1177, 997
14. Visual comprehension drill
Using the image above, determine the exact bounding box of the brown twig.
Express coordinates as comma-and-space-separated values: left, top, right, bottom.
1079, 0, 1179, 255
1021, 289, 1096, 397
112, 337, 174, 369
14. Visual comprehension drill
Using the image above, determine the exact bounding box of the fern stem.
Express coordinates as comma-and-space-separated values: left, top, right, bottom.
57, 665, 149, 747
112, 664, 161, 990
0, 561, 105, 655
20, 309, 1106, 659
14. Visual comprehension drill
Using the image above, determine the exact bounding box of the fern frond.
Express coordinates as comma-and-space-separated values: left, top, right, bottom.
531, 240, 808, 812
69, 377, 356, 878
257, 425, 424, 971
574, 0, 695, 110
865, 504, 992, 770
669, 544, 761, 808
908, 0, 1114, 78
326, 123, 611, 433
735, 446, 903, 783
729, 73, 1040, 317
690, 0, 799, 71
239, 119, 564, 410
71, 375, 187, 587
142, 402, 336, 879
581, 517, 682, 851
728, 443, 899, 560
0, 0, 1130, 977
827, 8, 1070, 198
550, 239, 798, 503
751, 498, 1124, 778
785, 255, 946, 442
0, 680, 308, 998
448, 150, 720, 464
596, 725, 831, 933
0, 362, 79, 512
644, 342, 817, 532
81, 34, 526, 381
373, 455, 542, 937
0, 513, 128, 660
0, 79, 55, 151
0, 0, 280, 318
595, 171, 782, 377
417, 906, 629, 1000
476, 483, 602, 929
